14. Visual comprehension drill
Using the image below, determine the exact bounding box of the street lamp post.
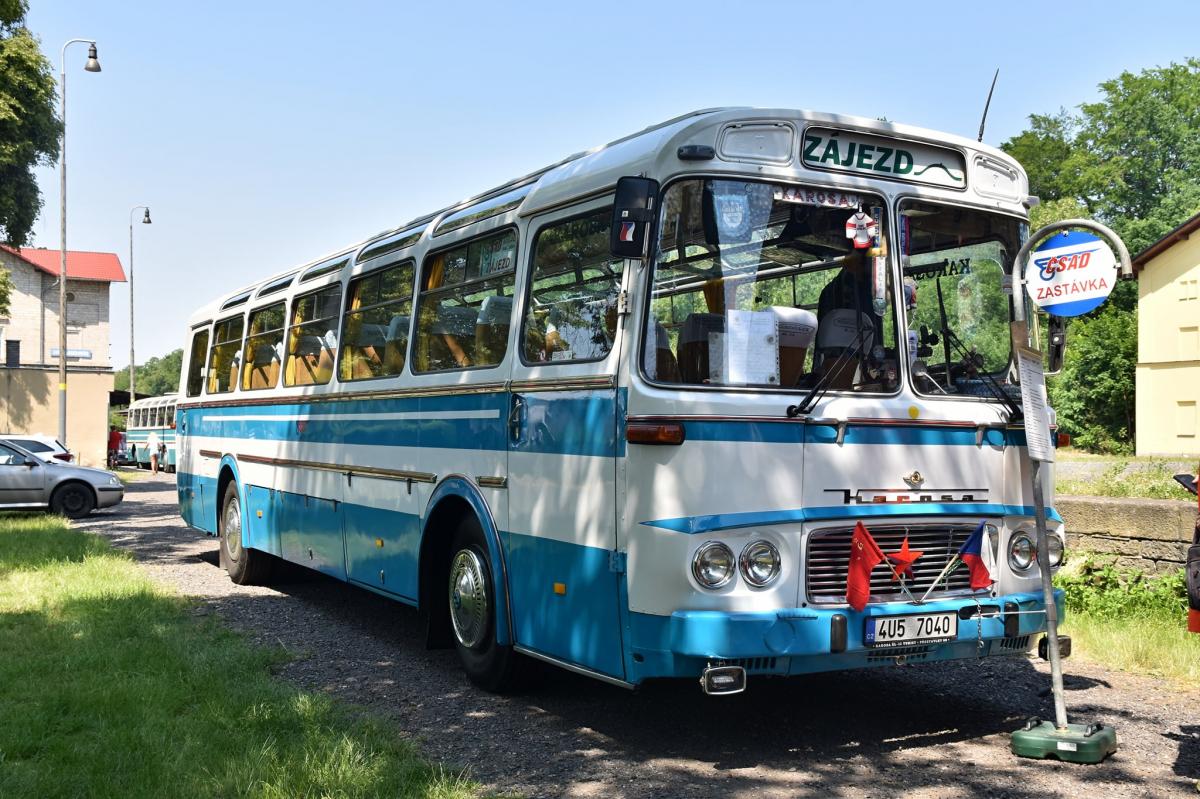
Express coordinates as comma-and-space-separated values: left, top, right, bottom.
57, 39, 101, 446
128, 206, 151, 399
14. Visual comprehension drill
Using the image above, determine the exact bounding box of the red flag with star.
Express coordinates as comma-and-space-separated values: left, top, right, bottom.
886, 535, 924, 581
846, 521, 885, 611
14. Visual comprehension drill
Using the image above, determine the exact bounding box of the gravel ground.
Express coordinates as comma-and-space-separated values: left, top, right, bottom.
78, 476, 1199, 798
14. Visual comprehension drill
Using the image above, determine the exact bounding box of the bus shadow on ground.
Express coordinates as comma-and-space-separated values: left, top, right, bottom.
196, 564, 1191, 799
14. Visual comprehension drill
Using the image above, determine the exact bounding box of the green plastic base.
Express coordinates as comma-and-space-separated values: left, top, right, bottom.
1010, 720, 1117, 763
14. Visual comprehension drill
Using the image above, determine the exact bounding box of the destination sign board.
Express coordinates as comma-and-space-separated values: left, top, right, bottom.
802, 127, 967, 190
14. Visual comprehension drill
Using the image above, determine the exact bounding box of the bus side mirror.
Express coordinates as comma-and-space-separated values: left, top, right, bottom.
1046, 316, 1066, 374
609, 176, 659, 259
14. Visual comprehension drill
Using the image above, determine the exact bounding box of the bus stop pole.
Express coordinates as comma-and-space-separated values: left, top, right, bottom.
1009, 219, 1131, 733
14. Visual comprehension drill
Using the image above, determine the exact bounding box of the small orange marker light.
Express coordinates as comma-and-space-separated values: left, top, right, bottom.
626, 422, 685, 445
553, 582, 567, 595
375, 538, 384, 548
256, 510, 262, 518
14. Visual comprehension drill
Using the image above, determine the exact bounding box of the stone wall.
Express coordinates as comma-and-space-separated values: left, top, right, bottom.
1059, 495, 1195, 575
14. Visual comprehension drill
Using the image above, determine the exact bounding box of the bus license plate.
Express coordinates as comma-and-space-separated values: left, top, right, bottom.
865, 612, 957, 647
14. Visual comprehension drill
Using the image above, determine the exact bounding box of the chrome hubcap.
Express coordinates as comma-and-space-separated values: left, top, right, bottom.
448, 549, 488, 649
223, 496, 243, 561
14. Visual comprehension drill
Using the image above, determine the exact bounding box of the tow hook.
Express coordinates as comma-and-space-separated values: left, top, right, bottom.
700, 662, 747, 695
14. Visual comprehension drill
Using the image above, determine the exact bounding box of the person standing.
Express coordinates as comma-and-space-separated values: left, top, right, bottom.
146, 429, 161, 474
107, 425, 122, 469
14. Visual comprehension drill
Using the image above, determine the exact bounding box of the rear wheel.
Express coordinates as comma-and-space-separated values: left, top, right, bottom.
448, 516, 521, 692
218, 481, 273, 585
50, 482, 96, 519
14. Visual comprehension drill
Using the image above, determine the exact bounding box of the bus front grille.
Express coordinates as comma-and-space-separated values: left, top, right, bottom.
805, 523, 981, 604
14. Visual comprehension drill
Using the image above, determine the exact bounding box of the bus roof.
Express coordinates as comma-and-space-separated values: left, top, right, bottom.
128, 393, 179, 410
188, 107, 1027, 327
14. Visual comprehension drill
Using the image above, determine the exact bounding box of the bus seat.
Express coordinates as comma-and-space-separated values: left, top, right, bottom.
643, 320, 680, 382
290, 335, 331, 386
384, 315, 410, 374
771, 306, 817, 387
475, 296, 512, 365
248, 342, 280, 389
431, 304, 478, 368
677, 313, 725, 384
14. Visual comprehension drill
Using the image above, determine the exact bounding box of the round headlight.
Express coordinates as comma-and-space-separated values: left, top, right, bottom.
739, 540, 781, 587
1046, 534, 1064, 568
692, 541, 735, 589
1008, 533, 1035, 571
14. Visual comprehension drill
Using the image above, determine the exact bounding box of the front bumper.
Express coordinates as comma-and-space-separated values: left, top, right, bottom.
628, 590, 1062, 683
96, 486, 125, 509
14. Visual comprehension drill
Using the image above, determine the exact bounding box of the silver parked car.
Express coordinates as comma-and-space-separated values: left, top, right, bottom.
0, 439, 124, 518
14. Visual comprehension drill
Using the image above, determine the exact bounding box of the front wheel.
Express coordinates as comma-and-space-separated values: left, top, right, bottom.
50, 482, 96, 519
448, 516, 521, 692
218, 481, 273, 585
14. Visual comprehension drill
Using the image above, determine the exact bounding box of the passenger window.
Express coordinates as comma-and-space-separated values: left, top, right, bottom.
207, 314, 245, 394
186, 329, 209, 397
241, 303, 286, 391
413, 229, 517, 372
286, 284, 342, 386
339, 262, 414, 381
522, 208, 622, 364
0, 444, 23, 466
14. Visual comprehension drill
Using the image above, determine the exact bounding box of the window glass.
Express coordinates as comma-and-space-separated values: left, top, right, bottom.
186, 329, 209, 397
0, 444, 23, 466
12, 439, 48, 452
899, 199, 1021, 397
285, 285, 342, 387
413, 230, 517, 372
522, 208, 622, 364
645, 179, 897, 392
339, 262, 414, 381
207, 315, 245, 394
241, 303, 286, 391
168, 403, 177, 429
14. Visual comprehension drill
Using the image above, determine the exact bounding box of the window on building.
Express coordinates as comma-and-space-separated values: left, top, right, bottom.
241, 303, 286, 391
285, 284, 342, 386
413, 230, 517, 372
186, 329, 210, 397
207, 315, 245, 394
522, 208, 622, 364
339, 262, 414, 381
5, 340, 19, 367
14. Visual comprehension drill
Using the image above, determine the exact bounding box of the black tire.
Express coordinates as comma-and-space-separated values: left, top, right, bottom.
218, 480, 273, 585
50, 482, 96, 519
447, 515, 521, 692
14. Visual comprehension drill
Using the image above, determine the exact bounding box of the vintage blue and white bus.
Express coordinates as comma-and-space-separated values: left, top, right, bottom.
176, 108, 1066, 693
127, 394, 178, 472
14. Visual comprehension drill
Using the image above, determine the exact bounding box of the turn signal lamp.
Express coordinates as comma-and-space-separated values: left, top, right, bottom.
626, 422, 685, 445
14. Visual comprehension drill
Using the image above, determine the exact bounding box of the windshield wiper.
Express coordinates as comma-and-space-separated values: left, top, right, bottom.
786, 330, 869, 417
933, 277, 1022, 419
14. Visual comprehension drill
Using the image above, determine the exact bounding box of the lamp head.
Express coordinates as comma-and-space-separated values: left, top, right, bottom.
142, 208, 151, 224
84, 43, 101, 73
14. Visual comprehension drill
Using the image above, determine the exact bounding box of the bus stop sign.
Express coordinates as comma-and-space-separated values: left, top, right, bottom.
1026, 230, 1118, 317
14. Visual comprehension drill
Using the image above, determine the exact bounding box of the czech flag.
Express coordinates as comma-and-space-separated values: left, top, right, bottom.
846, 521, 885, 611
619, 221, 637, 242
958, 520, 992, 590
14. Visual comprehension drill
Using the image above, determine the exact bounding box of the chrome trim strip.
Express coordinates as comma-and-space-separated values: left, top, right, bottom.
476, 476, 507, 488
237, 453, 436, 483
512, 645, 635, 690
182, 381, 510, 410
509, 375, 616, 393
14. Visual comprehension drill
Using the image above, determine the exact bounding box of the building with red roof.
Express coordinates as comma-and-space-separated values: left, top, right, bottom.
0, 245, 127, 466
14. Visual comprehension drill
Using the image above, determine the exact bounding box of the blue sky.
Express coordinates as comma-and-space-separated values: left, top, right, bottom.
24, 0, 1200, 365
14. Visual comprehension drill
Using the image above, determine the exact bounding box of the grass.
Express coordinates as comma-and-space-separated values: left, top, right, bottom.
1056, 457, 1195, 500
1055, 555, 1200, 686
113, 467, 156, 485
0, 514, 480, 799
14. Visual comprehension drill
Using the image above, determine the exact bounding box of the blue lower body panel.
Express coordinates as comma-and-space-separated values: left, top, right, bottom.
627, 590, 1062, 682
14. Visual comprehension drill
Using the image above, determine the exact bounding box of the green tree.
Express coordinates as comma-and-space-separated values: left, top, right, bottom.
0, 0, 62, 248
1002, 59, 1200, 452
115, 349, 184, 397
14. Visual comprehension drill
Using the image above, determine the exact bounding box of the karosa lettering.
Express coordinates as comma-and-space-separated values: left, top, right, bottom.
1035, 277, 1109, 301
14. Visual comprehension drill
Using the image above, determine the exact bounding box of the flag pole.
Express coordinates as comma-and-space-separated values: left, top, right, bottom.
920, 556, 960, 602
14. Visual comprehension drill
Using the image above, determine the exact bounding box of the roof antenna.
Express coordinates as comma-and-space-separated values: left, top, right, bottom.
977, 68, 999, 143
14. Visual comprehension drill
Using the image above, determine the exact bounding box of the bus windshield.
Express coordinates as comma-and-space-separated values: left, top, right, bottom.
644, 179, 899, 393
899, 199, 1022, 398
